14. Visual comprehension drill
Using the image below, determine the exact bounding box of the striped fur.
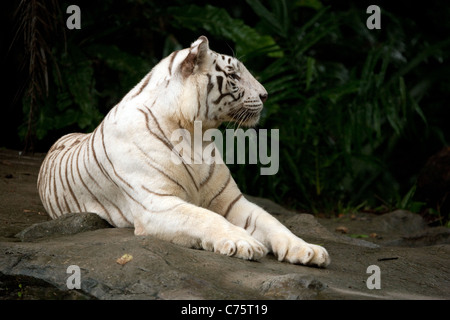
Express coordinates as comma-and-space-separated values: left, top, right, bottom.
37, 36, 330, 267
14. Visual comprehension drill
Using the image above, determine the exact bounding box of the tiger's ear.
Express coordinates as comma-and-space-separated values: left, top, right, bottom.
181, 36, 210, 78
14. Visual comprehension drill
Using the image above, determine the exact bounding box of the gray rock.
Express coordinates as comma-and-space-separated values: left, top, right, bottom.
389, 226, 450, 247
1, 212, 449, 300
15, 212, 112, 242
261, 273, 326, 299
2, 149, 449, 301
371, 210, 426, 234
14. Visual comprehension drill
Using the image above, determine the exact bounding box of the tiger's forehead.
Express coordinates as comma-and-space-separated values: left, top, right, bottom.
210, 51, 241, 72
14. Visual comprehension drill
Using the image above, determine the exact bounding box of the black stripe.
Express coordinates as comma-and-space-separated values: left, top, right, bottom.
65, 144, 82, 212
138, 108, 186, 166
58, 146, 70, 194
207, 173, 231, 208
168, 50, 180, 76
51, 152, 63, 216
213, 92, 235, 105
99, 123, 148, 214
75, 150, 114, 226
200, 162, 215, 188
224, 194, 243, 219
138, 108, 199, 191
77, 143, 132, 225
46, 194, 57, 218
196, 87, 201, 118
78, 133, 129, 225
112, 103, 119, 117
82, 142, 103, 190
215, 64, 229, 76
62, 195, 71, 213
79, 142, 130, 225
58, 146, 78, 212
90, 125, 114, 183
205, 74, 213, 118
145, 202, 185, 214
140, 108, 173, 151
99, 122, 134, 190
244, 214, 252, 230
249, 215, 259, 235
207, 74, 214, 94
134, 142, 189, 195
132, 71, 153, 99
141, 185, 175, 197
216, 76, 224, 94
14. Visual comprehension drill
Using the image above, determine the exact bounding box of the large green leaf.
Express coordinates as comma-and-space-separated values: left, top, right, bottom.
245, 0, 289, 37
168, 5, 281, 59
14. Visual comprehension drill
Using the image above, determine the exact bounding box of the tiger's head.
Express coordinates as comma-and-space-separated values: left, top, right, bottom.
169, 36, 268, 129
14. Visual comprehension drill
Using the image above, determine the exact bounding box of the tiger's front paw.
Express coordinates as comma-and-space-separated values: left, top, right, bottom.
209, 230, 268, 261
271, 235, 330, 267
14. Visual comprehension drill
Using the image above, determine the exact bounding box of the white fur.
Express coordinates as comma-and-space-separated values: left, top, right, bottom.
37, 36, 330, 267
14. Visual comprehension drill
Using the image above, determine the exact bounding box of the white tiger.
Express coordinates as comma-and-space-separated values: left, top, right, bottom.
37, 36, 330, 267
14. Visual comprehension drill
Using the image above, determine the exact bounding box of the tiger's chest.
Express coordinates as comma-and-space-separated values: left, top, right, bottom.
177, 160, 230, 209
103, 101, 232, 210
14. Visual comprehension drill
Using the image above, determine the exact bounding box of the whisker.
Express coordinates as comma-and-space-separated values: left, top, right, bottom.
226, 42, 236, 58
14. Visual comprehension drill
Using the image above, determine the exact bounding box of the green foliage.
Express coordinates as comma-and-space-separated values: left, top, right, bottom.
16, 0, 449, 216
396, 185, 426, 213
168, 4, 281, 58
167, 0, 449, 214
18, 0, 156, 144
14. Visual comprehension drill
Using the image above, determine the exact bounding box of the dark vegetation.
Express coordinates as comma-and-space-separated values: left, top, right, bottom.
3, 0, 450, 223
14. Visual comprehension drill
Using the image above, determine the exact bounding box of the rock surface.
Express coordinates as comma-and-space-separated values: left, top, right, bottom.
0, 149, 449, 300
15, 212, 112, 242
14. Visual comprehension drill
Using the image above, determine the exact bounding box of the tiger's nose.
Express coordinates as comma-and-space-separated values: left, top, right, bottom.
259, 93, 268, 103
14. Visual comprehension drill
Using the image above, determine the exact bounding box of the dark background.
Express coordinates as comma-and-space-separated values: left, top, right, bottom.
2, 0, 449, 222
